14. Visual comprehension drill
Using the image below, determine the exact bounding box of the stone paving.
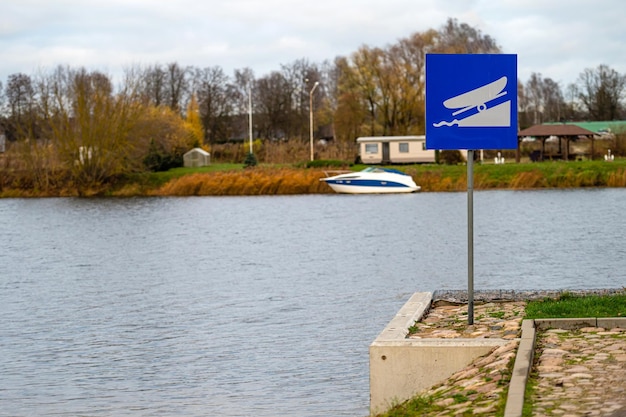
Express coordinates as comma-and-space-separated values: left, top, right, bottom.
531, 326, 626, 417
408, 300, 527, 340
403, 299, 626, 417
405, 300, 525, 416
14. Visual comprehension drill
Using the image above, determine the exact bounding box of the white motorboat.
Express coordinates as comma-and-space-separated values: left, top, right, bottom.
320, 167, 420, 194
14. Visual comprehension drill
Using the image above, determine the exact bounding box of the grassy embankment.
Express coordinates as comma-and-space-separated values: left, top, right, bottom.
3, 158, 626, 197
110, 158, 626, 197
373, 292, 626, 417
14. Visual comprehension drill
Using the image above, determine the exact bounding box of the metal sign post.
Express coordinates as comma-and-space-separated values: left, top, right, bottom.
425, 54, 517, 325
467, 150, 474, 325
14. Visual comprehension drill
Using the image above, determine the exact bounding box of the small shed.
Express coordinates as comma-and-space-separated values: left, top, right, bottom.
183, 148, 211, 167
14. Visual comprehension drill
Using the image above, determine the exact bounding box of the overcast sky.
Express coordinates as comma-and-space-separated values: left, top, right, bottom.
1, 0, 625, 89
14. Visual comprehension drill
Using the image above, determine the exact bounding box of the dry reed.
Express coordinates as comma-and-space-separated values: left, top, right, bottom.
607, 169, 626, 187
154, 168, 333, 196
510, 171, 546, 189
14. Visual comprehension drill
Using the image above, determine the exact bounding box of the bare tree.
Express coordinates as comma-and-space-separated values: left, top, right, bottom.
135, 63, 190, 114
435, 18, 500, 54
517, 78, 532, 128
0, 80, 6, 141
141, 64, 167, 107
5, 73, 36, 140
255, 71, 292, 140
320, 59, 339, 117
282, 58, 321, 140
563, 83, 585, 120
524, 73, 565, 123
0, 80, 5, 116
165, 62, 190, 113
313, 59, 344, 143
228, 67, 255, 140
576, 64, 626, 120
525, 73, 544, 124
542, 77, 564, 122
192, 66, 235, 145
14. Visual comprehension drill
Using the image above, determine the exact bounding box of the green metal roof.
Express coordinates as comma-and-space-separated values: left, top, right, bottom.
544, 121, 626, 134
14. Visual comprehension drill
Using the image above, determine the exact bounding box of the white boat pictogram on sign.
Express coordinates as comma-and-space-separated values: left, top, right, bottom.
432, 76, 510, 128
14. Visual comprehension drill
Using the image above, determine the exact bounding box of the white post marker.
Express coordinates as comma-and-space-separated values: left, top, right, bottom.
248, 85, 253, 155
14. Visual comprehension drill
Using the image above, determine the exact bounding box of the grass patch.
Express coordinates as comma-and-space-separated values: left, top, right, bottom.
378, 395, 436, 417
452, 393, 469, 404
488, 310, 506, 319
524, 292, 626, 319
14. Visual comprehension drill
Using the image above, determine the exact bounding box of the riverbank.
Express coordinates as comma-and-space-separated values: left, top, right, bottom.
374, 290, 626, 417
2, 159, 626, 197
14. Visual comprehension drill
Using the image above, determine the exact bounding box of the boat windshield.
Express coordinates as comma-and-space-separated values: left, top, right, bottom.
362, 167, 408, 176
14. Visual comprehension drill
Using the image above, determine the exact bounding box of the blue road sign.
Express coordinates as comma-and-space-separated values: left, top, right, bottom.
425, 54, 517, 150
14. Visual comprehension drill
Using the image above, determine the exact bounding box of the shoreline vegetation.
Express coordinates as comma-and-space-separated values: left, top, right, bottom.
2, 158, 626, 198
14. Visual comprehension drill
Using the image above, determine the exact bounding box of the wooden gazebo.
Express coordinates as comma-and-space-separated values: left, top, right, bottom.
517, 124, 597, 162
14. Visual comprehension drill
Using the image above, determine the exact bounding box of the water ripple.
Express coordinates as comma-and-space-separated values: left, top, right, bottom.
1, 190, 625, 416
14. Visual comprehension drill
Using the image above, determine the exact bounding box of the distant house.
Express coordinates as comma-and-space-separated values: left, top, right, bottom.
357, 136, 435, 164
183, 148, 211, 167
357, 136, 469, 164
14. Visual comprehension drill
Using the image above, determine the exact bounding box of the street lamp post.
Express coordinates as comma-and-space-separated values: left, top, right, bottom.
309, 81, 319, 161
248, 85, 253, 155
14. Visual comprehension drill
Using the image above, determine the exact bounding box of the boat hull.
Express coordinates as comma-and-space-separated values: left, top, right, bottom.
324, 182, 420, 194
321, 178, 420, 194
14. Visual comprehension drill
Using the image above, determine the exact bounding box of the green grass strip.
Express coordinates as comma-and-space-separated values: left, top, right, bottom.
524, 292, 626, 319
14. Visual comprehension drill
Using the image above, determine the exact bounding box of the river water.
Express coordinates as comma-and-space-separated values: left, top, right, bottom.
1, 189, 625, 416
